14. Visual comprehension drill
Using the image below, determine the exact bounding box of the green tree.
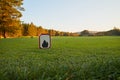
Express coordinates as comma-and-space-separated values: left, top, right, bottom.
0, 0, 24, 38
106, 27, 120, 36
80, 30, 90, 36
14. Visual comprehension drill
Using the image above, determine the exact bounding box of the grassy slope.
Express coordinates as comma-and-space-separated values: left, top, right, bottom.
0, 36, 120, 80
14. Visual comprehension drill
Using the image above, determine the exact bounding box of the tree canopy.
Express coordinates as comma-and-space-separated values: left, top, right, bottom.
0, 0, 24, 38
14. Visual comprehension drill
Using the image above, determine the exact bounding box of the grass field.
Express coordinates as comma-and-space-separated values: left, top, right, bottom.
0, 36, 120, 80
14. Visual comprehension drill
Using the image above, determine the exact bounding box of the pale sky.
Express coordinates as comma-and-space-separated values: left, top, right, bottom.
21, 0, 120, 32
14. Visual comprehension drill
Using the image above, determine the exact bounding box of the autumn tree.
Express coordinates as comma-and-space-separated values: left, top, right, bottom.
48, 29, 56, 36
0, 0, 24, 38
55, 31, 60, 36
37, 26, 43, 35
43, 29, 48, 34
63, 32, 69, 36
22, 23, 29, 36
28, 22, 37, 36
37, 26, 48, 35
59, 32, 64, 36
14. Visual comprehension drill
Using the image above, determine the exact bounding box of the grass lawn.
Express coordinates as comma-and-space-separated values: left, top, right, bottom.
0, 36, 120, 80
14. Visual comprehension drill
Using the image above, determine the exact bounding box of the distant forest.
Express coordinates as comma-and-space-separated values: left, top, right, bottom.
0, 21, 120, 38
80, 27, 120, 36
0, 22, 79, 38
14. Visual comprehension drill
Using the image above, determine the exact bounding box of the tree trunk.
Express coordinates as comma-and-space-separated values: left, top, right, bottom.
3, 29, 6, 38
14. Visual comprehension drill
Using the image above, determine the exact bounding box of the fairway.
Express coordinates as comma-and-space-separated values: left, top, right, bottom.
0, 36, 120, 80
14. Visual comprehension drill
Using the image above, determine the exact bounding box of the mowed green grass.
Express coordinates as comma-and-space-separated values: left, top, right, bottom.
0, 36, 120, 80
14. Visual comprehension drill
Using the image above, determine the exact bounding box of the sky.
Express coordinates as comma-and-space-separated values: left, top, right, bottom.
21, 0, 120, 32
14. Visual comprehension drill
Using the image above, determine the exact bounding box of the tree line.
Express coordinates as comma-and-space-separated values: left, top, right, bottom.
80, 27, 120, 36
0, 22, 79, 38
22, 22, 79, 37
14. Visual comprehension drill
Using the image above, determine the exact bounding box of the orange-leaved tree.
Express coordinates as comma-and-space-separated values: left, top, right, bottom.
0, 0, 24, 38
